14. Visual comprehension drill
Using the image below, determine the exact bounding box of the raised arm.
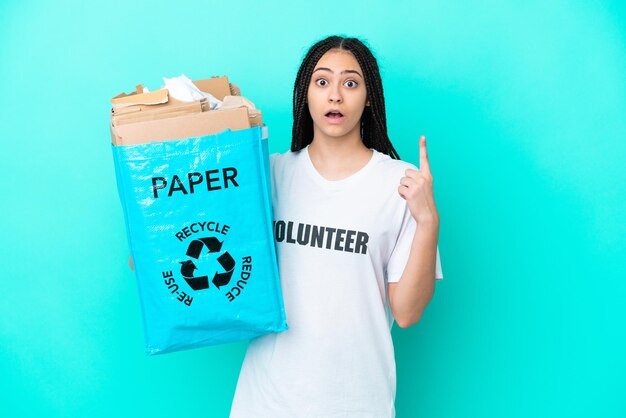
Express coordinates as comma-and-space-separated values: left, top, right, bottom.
388, 136, 440, 328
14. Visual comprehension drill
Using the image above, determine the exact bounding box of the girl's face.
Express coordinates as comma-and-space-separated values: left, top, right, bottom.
307, 49, 368, 142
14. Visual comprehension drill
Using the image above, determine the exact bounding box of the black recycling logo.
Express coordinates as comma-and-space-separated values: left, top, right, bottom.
180, 237, 235, 291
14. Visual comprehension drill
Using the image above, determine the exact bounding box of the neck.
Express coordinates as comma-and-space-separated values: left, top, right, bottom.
308, 128, 369, 164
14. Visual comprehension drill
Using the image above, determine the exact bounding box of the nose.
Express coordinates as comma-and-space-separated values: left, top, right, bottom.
328, 83, 342, 103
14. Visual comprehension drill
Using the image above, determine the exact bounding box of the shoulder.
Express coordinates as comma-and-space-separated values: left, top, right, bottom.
371, 150, 418, 180
270, 149, 299, 166
270, 149, 302, 177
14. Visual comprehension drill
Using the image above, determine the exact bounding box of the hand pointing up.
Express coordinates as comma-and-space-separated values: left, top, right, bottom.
398, 135, 439, 225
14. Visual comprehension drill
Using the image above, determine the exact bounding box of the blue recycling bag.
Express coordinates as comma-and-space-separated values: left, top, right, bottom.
112, 126, 287, 355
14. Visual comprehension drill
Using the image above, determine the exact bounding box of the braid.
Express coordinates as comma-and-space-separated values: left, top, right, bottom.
292, 38, 338, 152
291, 36, 400, 160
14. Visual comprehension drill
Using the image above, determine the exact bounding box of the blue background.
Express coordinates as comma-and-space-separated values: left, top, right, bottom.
1, 1, 625, 417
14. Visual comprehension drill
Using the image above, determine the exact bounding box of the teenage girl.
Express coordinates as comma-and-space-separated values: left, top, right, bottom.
229, 35, 443, 417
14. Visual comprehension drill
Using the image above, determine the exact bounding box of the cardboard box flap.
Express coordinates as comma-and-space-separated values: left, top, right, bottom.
112, 88, 168, 108
112, 94, 210, 116
112, 99, 209, 126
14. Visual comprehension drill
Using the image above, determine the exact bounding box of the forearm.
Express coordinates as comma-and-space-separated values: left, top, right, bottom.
390, 217, 439, 327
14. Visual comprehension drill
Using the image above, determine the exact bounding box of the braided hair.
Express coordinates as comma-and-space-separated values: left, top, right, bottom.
292, 35, 400, 160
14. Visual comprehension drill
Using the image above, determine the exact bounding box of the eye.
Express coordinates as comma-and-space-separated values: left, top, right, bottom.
315, 78, 328, 87
344, 80, 358, 88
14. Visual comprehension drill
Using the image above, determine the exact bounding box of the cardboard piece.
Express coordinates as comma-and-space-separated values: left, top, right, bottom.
111, 107, 251, 145
248, 109, 263, 127
192, 76, 231, 100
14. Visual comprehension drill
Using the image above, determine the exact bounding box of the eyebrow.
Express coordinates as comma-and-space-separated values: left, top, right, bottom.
312, 67, 363, 78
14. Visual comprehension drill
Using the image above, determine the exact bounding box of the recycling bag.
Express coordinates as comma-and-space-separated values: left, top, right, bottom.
112, 126, 287, 355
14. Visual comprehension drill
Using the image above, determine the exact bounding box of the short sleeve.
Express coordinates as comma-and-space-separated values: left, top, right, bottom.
385, 204, 443, 283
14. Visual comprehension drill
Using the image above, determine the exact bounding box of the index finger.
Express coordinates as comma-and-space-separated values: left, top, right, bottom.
419, 135, 431, 173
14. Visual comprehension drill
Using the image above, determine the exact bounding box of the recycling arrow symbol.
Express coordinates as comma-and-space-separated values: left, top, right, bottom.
180, 237, 235, 291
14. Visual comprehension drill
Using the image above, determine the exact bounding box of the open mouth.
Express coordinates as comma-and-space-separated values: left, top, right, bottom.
325, 111, 344, 120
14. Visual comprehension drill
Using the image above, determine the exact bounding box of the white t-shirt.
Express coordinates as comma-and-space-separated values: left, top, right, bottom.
230, 146, 443, 418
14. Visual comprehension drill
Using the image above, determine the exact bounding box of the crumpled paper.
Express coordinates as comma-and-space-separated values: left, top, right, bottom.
162, 74, 222, 110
